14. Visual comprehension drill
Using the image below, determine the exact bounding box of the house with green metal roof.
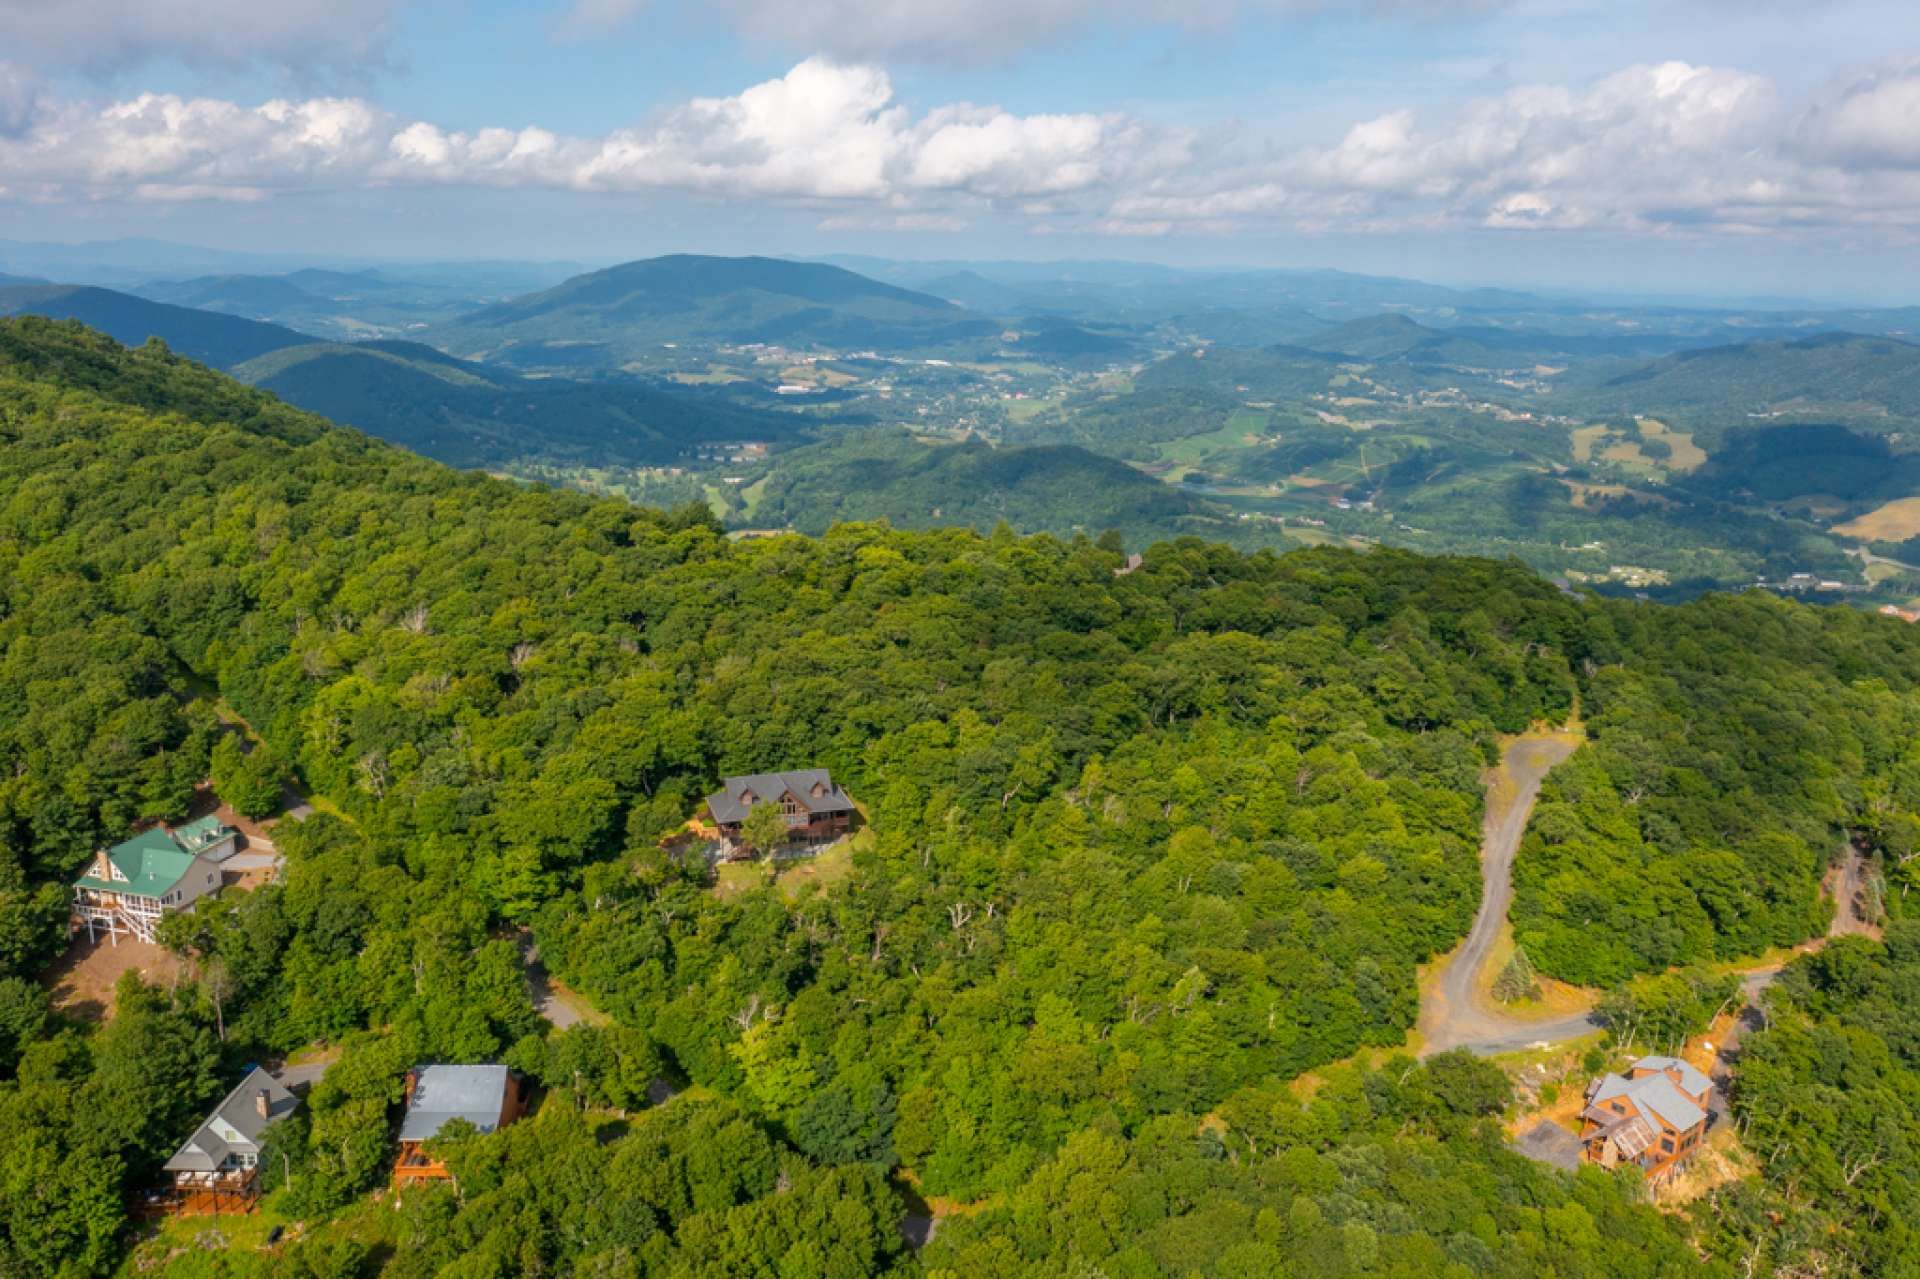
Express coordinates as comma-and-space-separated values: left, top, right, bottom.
72, 819, 234, 945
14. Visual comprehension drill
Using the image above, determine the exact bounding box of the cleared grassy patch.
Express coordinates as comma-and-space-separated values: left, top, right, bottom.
1635, 417, 1706, 471
710, 828, 870, 903
1570, 424, 1610, 463
1004, 396, 1057, 424
118, 1195, 300, 1276
1835, 495, 1920, 541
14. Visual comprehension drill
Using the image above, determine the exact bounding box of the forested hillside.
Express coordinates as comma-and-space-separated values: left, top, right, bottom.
1700, 925, 1920, 1276
231, 340, 802, 469
0, 317, 1916, 1276
746, 427, 1227, 543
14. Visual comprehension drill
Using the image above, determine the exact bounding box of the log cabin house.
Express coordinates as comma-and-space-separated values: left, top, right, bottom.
154, 1067, 299, 1215
394, 1064, 530, 1184
71, 817, 236, 945
1579, 1055, 1713, 1184
704, 769, 854, 858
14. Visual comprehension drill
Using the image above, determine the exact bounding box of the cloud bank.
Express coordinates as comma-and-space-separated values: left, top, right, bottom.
2, 55, 1918, 245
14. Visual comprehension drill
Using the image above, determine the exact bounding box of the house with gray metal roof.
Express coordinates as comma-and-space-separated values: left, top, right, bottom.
704, 769, 855, 857
157, 1066, 298, 1213
1579, 1055, 1714, 1183
71, 818, 235, 945
394, 1064, 530, 1183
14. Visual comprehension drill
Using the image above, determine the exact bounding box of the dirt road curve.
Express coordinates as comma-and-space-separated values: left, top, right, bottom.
1420, 734, 1881, 1059
1420, 730, 1593, 1056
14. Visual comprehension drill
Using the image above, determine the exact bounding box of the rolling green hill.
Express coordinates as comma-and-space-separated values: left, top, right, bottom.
433, 254, 1000, 367
747, 427, 1228, 542
0, 283, 311, 367
231, 340, 803, 469
135, 273, 331, 315
1564, 332, 1920, 427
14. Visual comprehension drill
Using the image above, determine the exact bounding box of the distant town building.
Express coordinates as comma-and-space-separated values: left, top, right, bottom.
1580, 1055, 1713, 1184
71, 816, 236, 945
157, 1067, 299, 1215
705, 770, 855, 857
1880, 604, 1920, 623
395, 1065, 530, 1184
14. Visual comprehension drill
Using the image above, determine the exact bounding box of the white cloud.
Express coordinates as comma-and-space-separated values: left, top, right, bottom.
0, 58, 1149, 209
1101, 59, 1920, 241
0, 0, 410, 75
3, 53, 1918, 248
1798, 62, 1920, 169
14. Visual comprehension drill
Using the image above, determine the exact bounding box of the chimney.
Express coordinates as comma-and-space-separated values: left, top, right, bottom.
255, 1088, 271, 1119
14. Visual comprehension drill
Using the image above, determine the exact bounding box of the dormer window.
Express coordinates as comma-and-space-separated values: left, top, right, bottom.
812, 782, 827, 797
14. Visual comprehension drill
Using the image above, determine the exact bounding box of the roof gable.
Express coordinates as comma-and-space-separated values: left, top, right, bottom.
1632, 1054, 1712, 1097
705, 769, 853, 825
1625, 1074, 1707, 1132
1588, 1068, 1706, 1134
163, 1067, 298, 1173
76, 829, 199, 898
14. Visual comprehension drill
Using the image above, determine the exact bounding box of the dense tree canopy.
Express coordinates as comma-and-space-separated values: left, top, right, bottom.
0, 318, 1914, 1276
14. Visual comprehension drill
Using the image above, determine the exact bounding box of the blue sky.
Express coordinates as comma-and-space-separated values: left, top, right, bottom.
3, 0, 1920, 298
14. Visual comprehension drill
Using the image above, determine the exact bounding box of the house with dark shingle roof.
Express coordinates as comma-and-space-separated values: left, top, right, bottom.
156, 1066, 298, 1214
1579, 1055, 1714, 1183
71, 817, 235, 945
704, 769, 854, 857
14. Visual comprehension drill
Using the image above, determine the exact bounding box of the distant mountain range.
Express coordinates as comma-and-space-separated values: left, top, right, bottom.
0, 281, 802, 469
0, 284, 313, 367
431, 254, 1001, 367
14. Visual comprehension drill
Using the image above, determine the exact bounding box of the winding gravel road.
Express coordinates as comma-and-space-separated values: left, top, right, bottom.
1418, 734, 1879, 1059
1419, 730, 1594, 1057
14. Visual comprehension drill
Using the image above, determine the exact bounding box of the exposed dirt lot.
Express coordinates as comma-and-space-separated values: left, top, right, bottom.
43, 933, 185, 1022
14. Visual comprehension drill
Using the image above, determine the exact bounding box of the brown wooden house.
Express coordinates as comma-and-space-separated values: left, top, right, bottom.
1579, 1055, 1713, 1184
705, 770, 854, 857
394, 1064, 530, 1184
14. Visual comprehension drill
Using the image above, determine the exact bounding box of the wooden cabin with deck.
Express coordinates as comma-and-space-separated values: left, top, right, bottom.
1579, 1055, 1714, 1185
394, 1064, 530, 1184
704, 769, 855, 858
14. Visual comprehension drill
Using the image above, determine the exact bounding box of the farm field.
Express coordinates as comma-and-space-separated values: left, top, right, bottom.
1834, 495, 1920, 541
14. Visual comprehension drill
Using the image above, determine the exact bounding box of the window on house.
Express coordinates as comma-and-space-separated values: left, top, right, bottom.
1660, 1137, 1673, 1153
